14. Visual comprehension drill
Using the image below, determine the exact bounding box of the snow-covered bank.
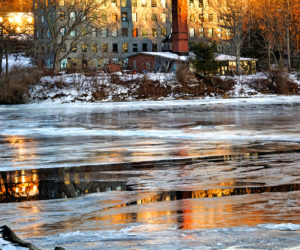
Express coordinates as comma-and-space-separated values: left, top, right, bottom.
29, 72, 300, 103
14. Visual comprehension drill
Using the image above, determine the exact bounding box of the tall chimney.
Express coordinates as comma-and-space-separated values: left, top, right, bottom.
172, 0, 189, 55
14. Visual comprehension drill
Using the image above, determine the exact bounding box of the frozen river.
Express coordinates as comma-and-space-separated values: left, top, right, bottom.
0, 97, 300, 249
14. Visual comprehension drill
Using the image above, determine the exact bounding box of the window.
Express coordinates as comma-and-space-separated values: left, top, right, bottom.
189, 0, 193, 4
122, 43, 128, 52
112, 0, 117, 6
81, 27, 87, 36
152, 28, 157, 37
189, 28, 195, 37
112, 28, 117, 36
199, 13, 204, 22
71, 43, 77, 52
41, 15, 45, 23
217, 28, 222, 37
60, 27, 66, 36
151, 0, 157, 7
81, 43, 88, 52
70, 11, 76, 21
208, 14, 213, 22
101, 0, 107, 6
142, 43, 148, 51
142, 28, 147, 37
121, 12, 128, 22
141, 0, 147, 7
132, 13, 137, 22
61, 43, 67, 52
100, 13, 107, 22
151, 13, 157, 21
161, 0, 166, 7
102, 43, 108, 52
199, 0, 203, 7
113, 43, 118, 52
59, 11, 65, 21
161, 13, 166, 22
92, 28, 97, 37
61, 59, 68, 69
132, 28, 138, 37
152, 43, 157, 52
199, 27, 204, 37
190, 14, 195, 22
121, 0, 127, 7
133, 43, 138, 52
47, 30, 51, 38
146, 62, 151, 70
122, 28, 128, 37
132, 0, 137, 7
92, 43, 98, 53
101, 28, 107, 37
208, 28, 213, 37
113, 14, 118, 22
161, 28, 166, 37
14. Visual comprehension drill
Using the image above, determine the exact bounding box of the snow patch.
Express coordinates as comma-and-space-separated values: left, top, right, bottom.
257, 223, 300, 231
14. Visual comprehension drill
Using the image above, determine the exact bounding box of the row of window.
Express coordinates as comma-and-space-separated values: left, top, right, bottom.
36, 27, 168, 39
189, 27, 227, 38
58, 42, 152, 53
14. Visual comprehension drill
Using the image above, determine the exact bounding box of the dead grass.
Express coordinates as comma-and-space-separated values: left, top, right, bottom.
0, 66, 41, 104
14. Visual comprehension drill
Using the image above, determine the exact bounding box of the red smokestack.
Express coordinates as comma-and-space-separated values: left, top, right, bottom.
172, 0, 189, 55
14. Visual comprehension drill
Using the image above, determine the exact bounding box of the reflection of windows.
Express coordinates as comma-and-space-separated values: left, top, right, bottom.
101, 28, 107, 37
70, 11, 76, 21
132, 28, 138, 37
102, 43, 108, 52
122, 28, 128, 37
60, 27, 66, 36
199, 27, 204, 37
122, 43, 128, 52
189, 28, 195, 37
151, 0, 157, 7
190, 13, 195, 22
152, 28, 157, 37
142, 28, 147, 37
61, 43, 67, 52
199, 0, 203, 7
160, 0, 166, 7
208, 28, 213, 37
113, 43, 118, 52
92, 28, 97, 37
71, 43, 77, 52
113, 14, 118, 22
133, 43, 138, 52
208, 14, 213, 22
141, 0, 147, 7
199, 13, 204, 22
121, 0, 127, 7
152, 43, 157, 52
151, 14, 157, 21
100, 13, 107, 22
121, 12, 128, 22
142, 43, 148, 51
59, 11, 65, 21
112, 28, 117, 36
92, 43, 98, 53
161, 13, 166, 22
112, 0, 117, 6
132, 13, 137, 22
161, 28, 166, 37
81, 43, 88, 52
102, 0, 107, 6
61, 59, 68, 69
189, 0, 193, 4
132, 0, 137, 7
59, 0, 64, 5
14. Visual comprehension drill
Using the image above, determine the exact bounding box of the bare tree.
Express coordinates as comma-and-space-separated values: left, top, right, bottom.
34, 0, 110, 73
217, 0, 249, 75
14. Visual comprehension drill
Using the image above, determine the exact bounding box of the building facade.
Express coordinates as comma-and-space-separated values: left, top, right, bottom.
33, 0, 225, 70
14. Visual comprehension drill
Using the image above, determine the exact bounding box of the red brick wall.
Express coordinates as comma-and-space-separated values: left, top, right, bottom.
128, 54, 155, 72
172, 0, 189, 55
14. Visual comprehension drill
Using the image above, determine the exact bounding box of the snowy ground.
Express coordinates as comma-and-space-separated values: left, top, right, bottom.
29, 71, 300, 103
1, 54, 33, 73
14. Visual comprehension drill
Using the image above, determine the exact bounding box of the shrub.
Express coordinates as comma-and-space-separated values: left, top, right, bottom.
0, 67, 41, 104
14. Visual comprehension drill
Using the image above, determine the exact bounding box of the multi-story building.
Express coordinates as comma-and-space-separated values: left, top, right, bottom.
33, 0, 225, 70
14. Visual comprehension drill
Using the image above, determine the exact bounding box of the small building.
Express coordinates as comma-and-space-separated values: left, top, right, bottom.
128, 52, 187, 73
215, 54, 257, 75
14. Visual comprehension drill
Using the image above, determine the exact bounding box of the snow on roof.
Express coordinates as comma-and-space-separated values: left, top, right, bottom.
132, 52, 188, 61
215, 53, 257, 61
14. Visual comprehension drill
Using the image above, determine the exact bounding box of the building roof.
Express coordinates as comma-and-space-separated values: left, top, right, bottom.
215, 53, 257, 61
128, 52, 188, 61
